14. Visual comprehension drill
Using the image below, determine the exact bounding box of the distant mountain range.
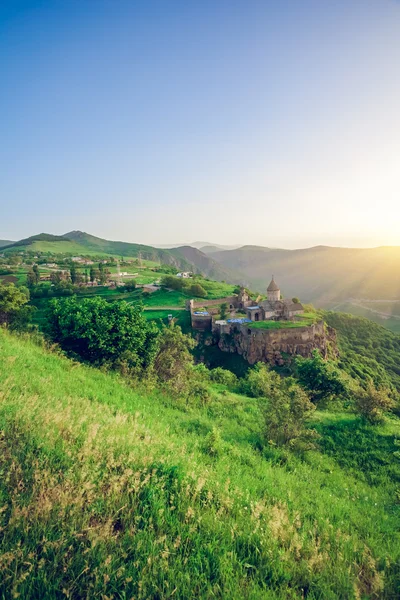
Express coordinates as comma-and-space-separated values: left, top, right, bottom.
209, 244, 400, 306
0, 240, 15, 249
154, 241, 243, 252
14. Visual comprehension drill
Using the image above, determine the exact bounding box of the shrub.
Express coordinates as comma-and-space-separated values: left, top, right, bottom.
295, 350, 348, 404
0, 283, 32, 330
241, 362, 280, 398
354, 381, 394, 423
46, 296, 158, 373
153, 323, 196, 396
210, 367, 238, 388
203, 427, 223, 456
187, 283, 207, 298
262, 378, 318, 450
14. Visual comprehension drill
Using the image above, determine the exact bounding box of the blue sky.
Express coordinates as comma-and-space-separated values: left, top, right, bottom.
1, 0, 399, 248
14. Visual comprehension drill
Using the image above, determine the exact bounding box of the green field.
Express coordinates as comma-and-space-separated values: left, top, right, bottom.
249, 311, 320, 330
0, 328, 399, 598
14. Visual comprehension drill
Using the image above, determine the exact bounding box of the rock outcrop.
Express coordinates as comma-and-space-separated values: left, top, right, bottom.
215, 321, 337, 366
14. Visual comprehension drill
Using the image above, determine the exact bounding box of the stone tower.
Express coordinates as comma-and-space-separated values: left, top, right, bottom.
267, 276, 280, 302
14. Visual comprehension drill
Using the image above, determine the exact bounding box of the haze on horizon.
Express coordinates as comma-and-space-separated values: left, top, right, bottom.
1, 0, 399, 250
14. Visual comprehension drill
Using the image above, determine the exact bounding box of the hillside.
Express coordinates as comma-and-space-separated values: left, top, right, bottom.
0, 239, 14, 249
3, 230, 242, 283
169, 245, 239, 283
210, 245, 400, 305
0, 328, 399, 599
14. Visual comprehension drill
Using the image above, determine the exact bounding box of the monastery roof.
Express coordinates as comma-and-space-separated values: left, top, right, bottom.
267, 276, 280, 292
282, 300, 304, 311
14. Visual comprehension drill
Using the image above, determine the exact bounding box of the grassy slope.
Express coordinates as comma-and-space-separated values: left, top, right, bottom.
323, 311, 400, 391
0, 329, 399, 599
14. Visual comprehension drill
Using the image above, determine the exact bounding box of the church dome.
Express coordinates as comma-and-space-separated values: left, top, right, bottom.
267, 276, 280, 292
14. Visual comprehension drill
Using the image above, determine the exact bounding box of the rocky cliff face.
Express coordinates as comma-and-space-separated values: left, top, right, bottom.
215, 321, 337, 366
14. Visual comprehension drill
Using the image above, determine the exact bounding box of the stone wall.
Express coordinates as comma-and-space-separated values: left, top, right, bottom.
216, 321, 335, 365
188, 296, 237, 310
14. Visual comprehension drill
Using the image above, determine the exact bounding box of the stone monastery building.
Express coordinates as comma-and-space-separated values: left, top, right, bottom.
245, 276, 304, 322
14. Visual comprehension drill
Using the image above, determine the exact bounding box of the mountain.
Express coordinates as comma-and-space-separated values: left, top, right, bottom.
63, 232, 240, 282
4, 230, 242, 283
0, 240, 14, 249
209, 244, 400, 306
169, 245, 240, 283
155, 241, 242, 251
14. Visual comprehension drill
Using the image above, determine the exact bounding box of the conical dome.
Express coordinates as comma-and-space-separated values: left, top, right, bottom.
267, 276, 280, 292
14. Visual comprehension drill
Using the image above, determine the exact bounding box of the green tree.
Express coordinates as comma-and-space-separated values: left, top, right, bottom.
98, 263, 108, 285
0, 283, 31, 329
295, 350, 348, 404
354, 381, 394, 423
220, 302, 228, 319
210, 367, 238, 388
153, 323, 196, 396
50, 271, 63, 285
242, 362, 277, 398
292, 297, 300, 304
123, 279, 137, 292
70, 264, 77, 284
161, 275, 185, 291
47, 296, 158, 372
187, 283, 207, 298
262, 377, 318, 449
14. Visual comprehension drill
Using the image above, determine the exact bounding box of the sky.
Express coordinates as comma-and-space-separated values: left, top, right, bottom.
1, 0, 400, 249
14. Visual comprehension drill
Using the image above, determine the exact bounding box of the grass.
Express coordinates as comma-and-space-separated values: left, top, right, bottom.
0, 328, 399, 598
249, 311, 321, 330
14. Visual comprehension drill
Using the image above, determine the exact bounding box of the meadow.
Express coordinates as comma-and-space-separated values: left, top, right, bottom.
0, 328, 399, 599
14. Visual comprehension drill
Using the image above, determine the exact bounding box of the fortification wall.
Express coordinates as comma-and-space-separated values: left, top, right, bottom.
216, 321, 334, 365
189, 296, 237, 310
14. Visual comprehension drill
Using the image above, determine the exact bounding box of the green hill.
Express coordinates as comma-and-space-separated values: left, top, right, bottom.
0, 328, 399, 599
0, 239, 14, 249
4, 230, 241, 283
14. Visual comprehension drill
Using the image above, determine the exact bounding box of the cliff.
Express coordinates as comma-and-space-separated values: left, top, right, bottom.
215, 321, 337, 366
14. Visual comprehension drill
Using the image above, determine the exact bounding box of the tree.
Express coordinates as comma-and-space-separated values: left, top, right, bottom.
153, 323, 196, 396
161, 275, 185, 291
50, 271, 63, 285
354, 381, 394, 423
242, 362, 278, 398
27, 265, 40, 287
209, 367, 237, 388
0, 283, 32, 329
70, 264, 78, 284
47, 296, 159, 373
295, 350, 348, 404
262, 377, 318, 449
187, 283, 207, 298
123, 279, 137, 292
220, 302, 228, 319
98, 263, 108, 285
292, 297, 300, 304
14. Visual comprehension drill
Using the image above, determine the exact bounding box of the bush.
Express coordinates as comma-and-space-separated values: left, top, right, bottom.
47, 296, 158, 373
295, 350, 348, 404
187, 283, 207, 298
123, 279, 137, 292
262, 377, 318, 450
0, 283, 32, 330
354, 381, 394, 423
210, 367, 238, 388
241, 362, 279, 398
153, 323, 196, 396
